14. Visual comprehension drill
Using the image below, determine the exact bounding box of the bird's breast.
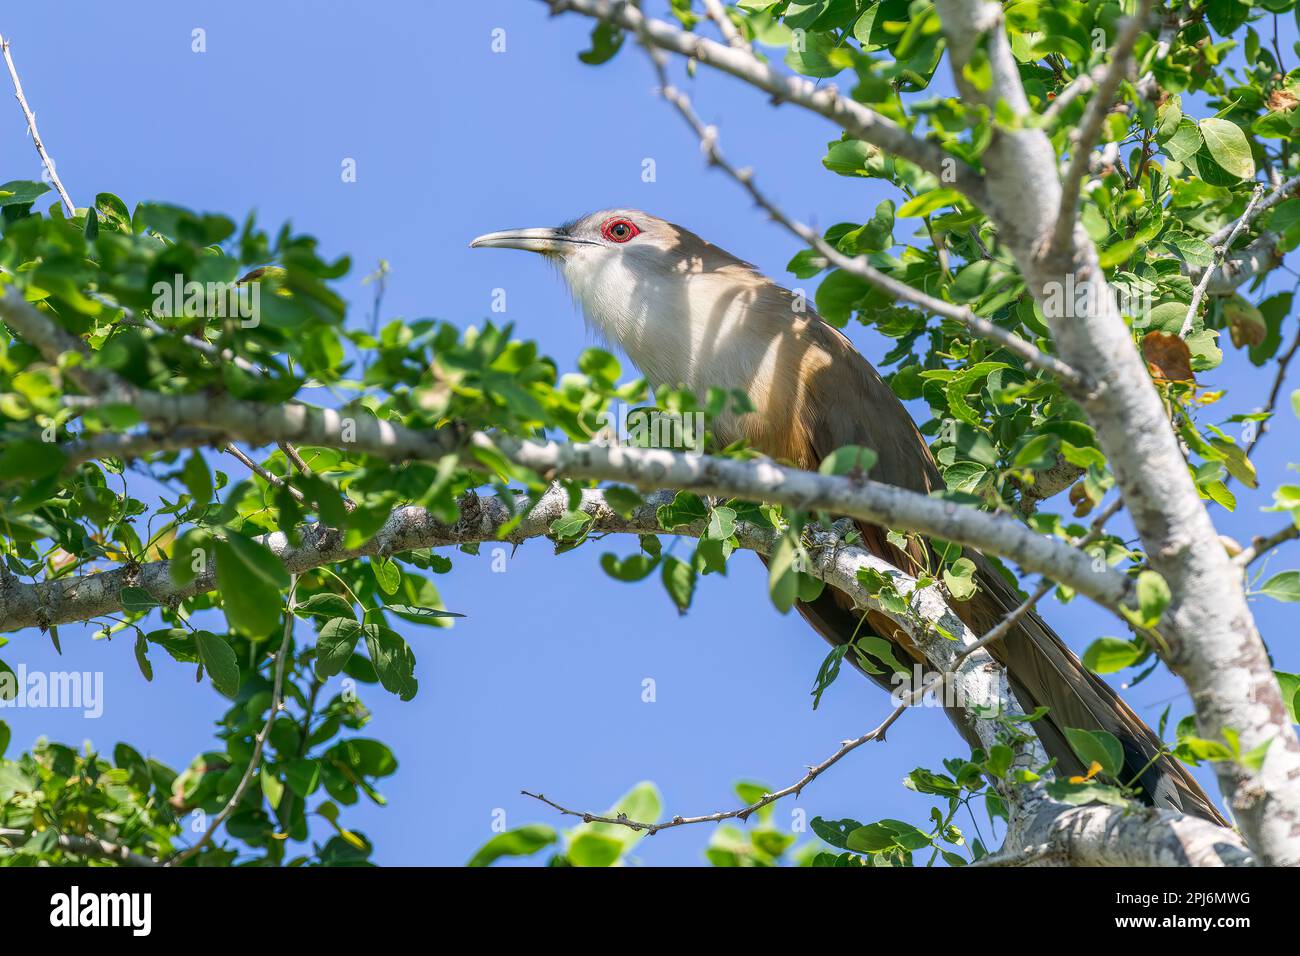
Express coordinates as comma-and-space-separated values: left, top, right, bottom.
564, 259, 830, 465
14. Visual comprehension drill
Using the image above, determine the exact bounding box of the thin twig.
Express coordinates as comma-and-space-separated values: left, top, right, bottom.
279, 441, 316, 477
523, 695, 915, 836
1181, 184, 1266, 337
168, 577, 299, 866
1234, 522, 1300, 568
226, 444, 308, 503
1205, 173, 1300, 248
1040, 64, 1107, 128
700, 0, 746, 49
0, 33, 75, 216
1050, 0, 1154, 255
1242, 321, 1300, 464
636, 35, 1087, 390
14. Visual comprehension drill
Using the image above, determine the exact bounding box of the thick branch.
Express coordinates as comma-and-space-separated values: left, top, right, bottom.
936, 0, 1300, 865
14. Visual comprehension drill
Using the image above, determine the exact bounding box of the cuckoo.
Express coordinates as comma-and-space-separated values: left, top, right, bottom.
471, 208, 1224, 823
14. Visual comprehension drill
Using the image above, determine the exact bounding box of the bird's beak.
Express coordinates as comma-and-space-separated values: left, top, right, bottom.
468, 227, 582, 255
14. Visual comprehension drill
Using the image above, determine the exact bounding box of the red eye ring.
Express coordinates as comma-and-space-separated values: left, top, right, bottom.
600, 217, 640, 243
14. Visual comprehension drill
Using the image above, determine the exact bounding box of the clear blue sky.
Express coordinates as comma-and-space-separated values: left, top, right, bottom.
1, 1, 1297, 865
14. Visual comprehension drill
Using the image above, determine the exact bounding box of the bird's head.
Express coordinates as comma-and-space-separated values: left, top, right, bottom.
470, 208, 770, 391
470, 207, 757, 327
469, 208, 682, 271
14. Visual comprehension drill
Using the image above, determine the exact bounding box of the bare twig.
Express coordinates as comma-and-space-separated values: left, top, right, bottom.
278, 441, 316, 478
1050, 0, 1154, 255
169, 577, 299, 866
226, 444, 308, 503
0, 33, 75, 216
1040, 64, 1107, 128
1243, 321, 1300, 463
1234, 522, 1300, 569
700, 0, 746, 49
1181, 184, 1266, 337
523, 695, 914, 835
970, 842, 1060, 867
1205, 173, 1300, 248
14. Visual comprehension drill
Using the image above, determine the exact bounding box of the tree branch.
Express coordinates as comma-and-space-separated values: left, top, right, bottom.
522, 695, 913, 835
543, 0, 990, 209
0, 827, 162, 867
168, 577, 299, 865
1181, 183, 1266, 337
0, 32, 75, 216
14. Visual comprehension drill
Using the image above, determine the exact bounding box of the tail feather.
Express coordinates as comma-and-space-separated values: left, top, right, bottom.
968, 555, 1228, 825
780, 552, 1227, 826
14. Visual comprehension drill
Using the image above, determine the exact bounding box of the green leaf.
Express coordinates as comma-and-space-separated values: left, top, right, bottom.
1259, 571, 1300, 602
896, 188, 963, 218
942, 557, 977, 601
768, 536, 801, 614
600, 551, 659, 582
296, 593, 356, 620
550, 510, 593, 540
1083, 636, 1143, 674
260, 771, 285, 809
385, 604, 464, 623
180, 453, 213, 505
567, 781, 661, 866
316, 618, 365, 678
1274, 672, 1300, 724
707, 505, 737, 540
602, 485, 643, 518
1198, 118, 1255, 179
193, 631, 240, 697
284, 758, 321, 797
577, 20, 624, 64
661, 556, 696, 613
214, 533, 290, 637
467, 824, 557, 867
0, 179, 50, 207
1063, 727, 1125, 778
371, 556, 400, 595
818, 445, 878, 477
1122, 570, 1170, 628
364, 626, 418, 701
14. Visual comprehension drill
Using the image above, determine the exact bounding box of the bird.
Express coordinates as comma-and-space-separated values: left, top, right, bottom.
470, 208, 1225, 824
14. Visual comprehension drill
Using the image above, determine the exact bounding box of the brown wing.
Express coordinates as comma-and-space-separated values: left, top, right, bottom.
779, 317, 1225, 822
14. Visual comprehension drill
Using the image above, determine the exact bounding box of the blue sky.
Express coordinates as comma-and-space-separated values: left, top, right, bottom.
1, 1, 1298, 865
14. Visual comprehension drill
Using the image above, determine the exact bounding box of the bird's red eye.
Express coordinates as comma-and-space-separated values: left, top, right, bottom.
600, 218, 640, 243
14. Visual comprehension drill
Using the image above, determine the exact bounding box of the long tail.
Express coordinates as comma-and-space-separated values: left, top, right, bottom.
784, 553, 1227, 825
967, 555, 1227, 824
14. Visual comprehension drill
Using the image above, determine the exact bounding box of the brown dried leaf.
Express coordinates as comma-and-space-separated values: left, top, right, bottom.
1142, 331, 1195, 382
1268, 88, 1299, 112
